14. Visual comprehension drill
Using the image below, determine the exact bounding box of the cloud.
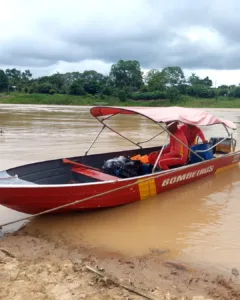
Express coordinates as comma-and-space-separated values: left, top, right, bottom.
32, 60, 113, 78
1, 0, 240, 84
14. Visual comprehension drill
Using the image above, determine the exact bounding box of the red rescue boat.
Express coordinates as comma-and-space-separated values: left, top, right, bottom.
0, 106, 239, 215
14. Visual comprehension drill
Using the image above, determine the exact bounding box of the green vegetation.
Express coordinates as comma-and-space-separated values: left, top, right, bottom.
0, 60, 240, 107
1, 92, 240, 108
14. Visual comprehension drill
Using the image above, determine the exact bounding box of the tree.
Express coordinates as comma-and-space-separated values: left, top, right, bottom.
69, 80, 86, 95
5, 68, 21, 88
4, 62, 238, 102
187, 84, 215, 98
52, 72, 83, 94
161, 66, 185, 87
5, 68, 32, 91
82, 70, 106, 95
49, 73, 65, 91
217, 85, 229, 96
49, 89, 56, 95
188, 73, 213, 87
187, 73, 214, 97
201, 76, 212, 87
37, 83, 52, 94
145, 69, 166, 91
38, 76, 52, 84
166, 87, 182, 103
117, 90, 127, 102
230, 86, 240, 98
63, 72, 82, 86
188, 73, 200, 85
21, 70, 32, 82
0, 70, 8, 92
109, 60, 143, 90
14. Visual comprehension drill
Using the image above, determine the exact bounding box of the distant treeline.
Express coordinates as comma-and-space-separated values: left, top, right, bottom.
0, 60, 239, 102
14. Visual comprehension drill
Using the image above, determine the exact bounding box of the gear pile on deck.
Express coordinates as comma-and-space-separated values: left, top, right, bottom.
101, 156, 153, 178
100, 137, 236, 179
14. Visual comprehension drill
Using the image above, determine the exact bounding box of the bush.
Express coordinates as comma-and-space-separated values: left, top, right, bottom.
187, 84, 216, 98
58, 87, 67, 94
229, 86, 240, 98
69, 81, 86, 95
217, 87, 229, 97
49, 89, 56, 95
118, 90, 127, 102
166, 87, 182, 103
102, 87, 112, 96
139, 85, 149, 92
130, 91, 167, 100
37, 83, 52, 94
0, 70, 8, 92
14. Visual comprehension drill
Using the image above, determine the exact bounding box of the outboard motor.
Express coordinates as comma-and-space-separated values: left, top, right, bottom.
209, 137, 236, 154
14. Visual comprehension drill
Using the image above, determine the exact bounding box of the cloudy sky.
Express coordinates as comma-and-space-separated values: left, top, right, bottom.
1, 0, 240, 85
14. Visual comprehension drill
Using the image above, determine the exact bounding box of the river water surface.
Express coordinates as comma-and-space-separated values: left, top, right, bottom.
0, 104, 240, 273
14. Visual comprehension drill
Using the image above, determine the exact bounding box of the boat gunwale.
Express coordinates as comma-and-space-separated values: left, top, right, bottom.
1, 105, 239, 189
0, 150, 239, 189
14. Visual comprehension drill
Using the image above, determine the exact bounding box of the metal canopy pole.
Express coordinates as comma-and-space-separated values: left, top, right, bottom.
90, 114, 142, 149
101, 121, 142, 149
152, 134, 169, 173
223, 124, 236, 152
137, 130, 165, 146
223, 123, 231, 136
85, 125, 106, 156
84, 114, 117, 156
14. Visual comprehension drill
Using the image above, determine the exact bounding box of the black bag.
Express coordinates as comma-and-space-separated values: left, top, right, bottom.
102, 156, 143, 178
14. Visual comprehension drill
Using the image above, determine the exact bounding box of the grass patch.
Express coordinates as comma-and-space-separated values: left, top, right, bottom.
0, 92, 240, 108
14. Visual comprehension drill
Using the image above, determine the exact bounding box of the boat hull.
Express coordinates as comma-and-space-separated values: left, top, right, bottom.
0, 151, 239, 214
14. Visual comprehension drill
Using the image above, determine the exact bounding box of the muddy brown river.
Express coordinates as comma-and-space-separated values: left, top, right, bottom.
0, 104, 240, 274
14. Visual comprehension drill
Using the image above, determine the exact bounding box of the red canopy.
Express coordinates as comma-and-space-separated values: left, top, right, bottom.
90, 106, 236, 129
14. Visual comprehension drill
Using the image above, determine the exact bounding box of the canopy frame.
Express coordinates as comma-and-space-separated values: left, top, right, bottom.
85, 106, 236, 172
85, 112, 144, 156
90, 106, 237, 129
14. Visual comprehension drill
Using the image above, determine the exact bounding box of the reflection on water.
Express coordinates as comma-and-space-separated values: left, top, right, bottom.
0, 104, 240, 273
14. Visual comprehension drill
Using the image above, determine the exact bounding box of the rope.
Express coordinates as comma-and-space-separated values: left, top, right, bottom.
0, 167, 179, 230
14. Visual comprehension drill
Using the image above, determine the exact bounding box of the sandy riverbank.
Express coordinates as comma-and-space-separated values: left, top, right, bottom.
1, 226, 240, 300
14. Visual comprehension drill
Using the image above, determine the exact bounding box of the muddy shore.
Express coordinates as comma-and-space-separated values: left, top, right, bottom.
1, 225, 240, 300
